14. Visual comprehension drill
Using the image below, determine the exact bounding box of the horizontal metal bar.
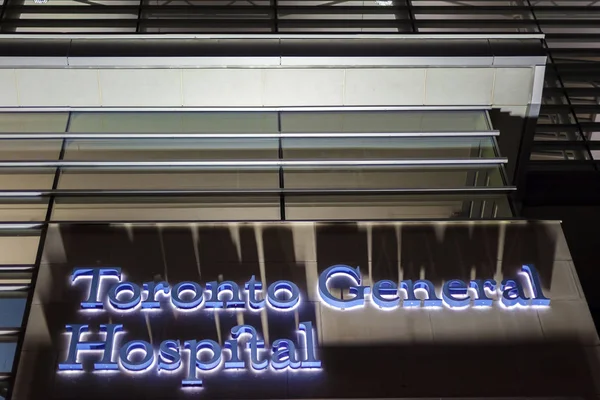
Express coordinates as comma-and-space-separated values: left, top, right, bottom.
0, 131, 499, 140
21, 218, 558, 225
0, 18, 590, 26
3, 5, 599, 14
0, 18, 587, 29
0, 18, 550, 29
0, 224, 42, 230
0, 328, 21, 336
0, 159, 507, 168
0, 285, 30, 291
60, 55, 531, 69
0, 106, 492, 113
0, 265, 34, 271
0, 34, 546, 40
0, 187, 517, 198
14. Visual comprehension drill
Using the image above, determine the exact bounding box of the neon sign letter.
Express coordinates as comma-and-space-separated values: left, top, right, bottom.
318, 264, 370, 310
206, 281, 244, 309
71, 267, 121, 309
59, 323, 123, 371
400, 279, 442, 307
442, 279, 470, 308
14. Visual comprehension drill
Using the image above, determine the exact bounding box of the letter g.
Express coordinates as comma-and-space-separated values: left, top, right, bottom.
318, 264, 369, 310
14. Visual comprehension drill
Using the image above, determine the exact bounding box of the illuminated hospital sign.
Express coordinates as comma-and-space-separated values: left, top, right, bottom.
60, 264, 549, 387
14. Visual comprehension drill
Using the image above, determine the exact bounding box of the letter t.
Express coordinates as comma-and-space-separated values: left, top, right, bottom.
71, 267, 121, 309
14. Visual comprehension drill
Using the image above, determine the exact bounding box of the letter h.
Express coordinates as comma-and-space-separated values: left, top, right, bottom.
59, 324, 123, 371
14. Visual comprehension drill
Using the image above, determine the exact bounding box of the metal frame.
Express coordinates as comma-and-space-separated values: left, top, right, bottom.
0, 158, 508, 168
0, 187, 517, 198
0, 106, 494, 112
0, 1, 591, 35
0, 131, 500, 139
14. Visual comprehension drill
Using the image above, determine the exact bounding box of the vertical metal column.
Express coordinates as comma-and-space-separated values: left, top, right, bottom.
136, 0, 144, 33
277, 111, 285, 221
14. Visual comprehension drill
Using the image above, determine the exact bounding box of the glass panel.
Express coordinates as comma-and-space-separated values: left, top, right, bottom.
0, 116, 64, 207
284, 166, 506, 189
68, 112, 278, 133
282, 136, 495, 160
0, 296, 27, 328
0, 343, 16, 373
0, 170, 55, 190
62, 138, 278, 160
0, 113, 68, 133
0, 140, 59, 217
0, 236, 40, 265
57, 170, 279, 190
0, 200, 49, 222
280, 111, 491, 132
0, 140, 62, 160
285, 194, 512, 220
51, 196, 280, 221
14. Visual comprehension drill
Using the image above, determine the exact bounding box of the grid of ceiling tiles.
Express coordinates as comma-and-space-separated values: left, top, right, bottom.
0, 0, 598, 166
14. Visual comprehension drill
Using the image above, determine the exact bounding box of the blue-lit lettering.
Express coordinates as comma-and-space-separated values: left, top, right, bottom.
183, 340, 222, 386
318, 264, 370, 310
142, 281, 170, 309
469, 279, 496, 307
401, 279, 442, 307
171, 281, 204, 310
70, 264, 549, 313
271, 339, 301, 370
299, 321, 321, 368
442, 279, 470, 308
61, 263, 551, 387
71, 267, 121, 309
224, 339, 244, 369
244, 275, 265, 311
522, 265, 550, 306
107, 282, 142, 311
158, 340, 181, 371
59, 323, 123, 371
372, 279, 400, 309
206, 281, 244, 309
231, 325, 267, 370
119, 340, 154, 372
501, 278, 529, 307
266, 280, 300, 311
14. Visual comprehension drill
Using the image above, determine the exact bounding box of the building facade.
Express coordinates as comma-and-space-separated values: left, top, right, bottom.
0, 1, 598, 400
